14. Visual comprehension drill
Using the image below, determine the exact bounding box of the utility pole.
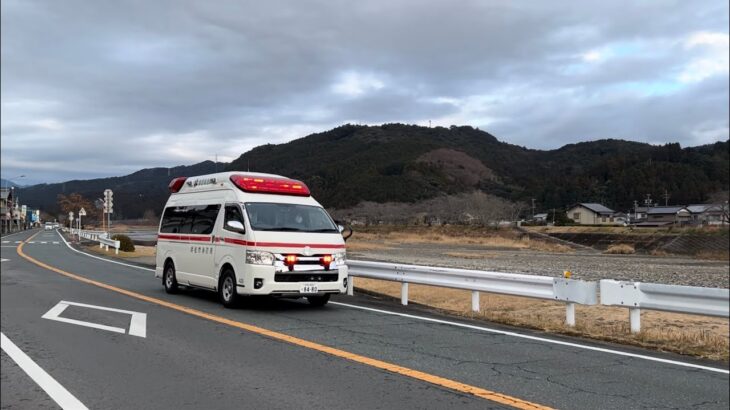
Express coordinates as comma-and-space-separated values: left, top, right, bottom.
531, 198, 536, 220
663, 190, 670, 206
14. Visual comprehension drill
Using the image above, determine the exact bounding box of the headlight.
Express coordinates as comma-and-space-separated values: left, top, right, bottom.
333, 252, 346, 265
246, 250, 275, 265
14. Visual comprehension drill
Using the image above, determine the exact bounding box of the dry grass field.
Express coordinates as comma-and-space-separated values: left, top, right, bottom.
353, 277, 730, 361
349, 229, 573, 253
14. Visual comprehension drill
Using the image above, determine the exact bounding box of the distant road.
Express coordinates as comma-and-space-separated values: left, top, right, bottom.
1, 228, 728, 409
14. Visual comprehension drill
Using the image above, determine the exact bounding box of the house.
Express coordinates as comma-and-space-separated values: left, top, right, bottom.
686, 204, 728, 226
533, 213, 548, 222
1, 188, 14, 234
566, 203, 617, 225
645, 206, 691, 225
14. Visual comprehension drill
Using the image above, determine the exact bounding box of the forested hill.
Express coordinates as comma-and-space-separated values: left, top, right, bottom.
18, 123, 729, 218
228, 124, 729, 210
18, 161, 222, 219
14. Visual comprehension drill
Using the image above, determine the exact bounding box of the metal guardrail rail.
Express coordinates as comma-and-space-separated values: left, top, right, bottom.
346, 260, 729, 331
347, 260, 598, 326
69, 228, 121, 254
600, 280, 730, 332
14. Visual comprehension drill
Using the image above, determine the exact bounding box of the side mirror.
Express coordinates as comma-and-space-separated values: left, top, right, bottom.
226, 220, 245, 233
341, 225, 353, 242
337, 224, 345, 233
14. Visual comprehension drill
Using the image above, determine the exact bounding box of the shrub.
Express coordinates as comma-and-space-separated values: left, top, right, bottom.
112, 234, 135, 252
604, 244, 635, 254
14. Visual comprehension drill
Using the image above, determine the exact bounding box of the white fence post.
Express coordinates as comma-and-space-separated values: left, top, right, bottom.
630, 308, 641, 333
471, 291, 480, 312
347, 276, 354, 296
565, 302, 576, 327
401, 282, 408, 306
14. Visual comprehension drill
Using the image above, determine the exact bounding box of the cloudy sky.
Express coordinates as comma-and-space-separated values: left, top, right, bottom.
2, 0, 728, 185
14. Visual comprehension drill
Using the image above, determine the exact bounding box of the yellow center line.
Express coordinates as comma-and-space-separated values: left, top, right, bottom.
17, 232, 553, 410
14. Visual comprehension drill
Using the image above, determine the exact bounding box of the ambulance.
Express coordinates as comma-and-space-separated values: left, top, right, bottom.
155, 172, 350, 307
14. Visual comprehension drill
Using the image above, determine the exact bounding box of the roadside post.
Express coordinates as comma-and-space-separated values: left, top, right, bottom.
103, 189, 113, 236
78, 207, 86, 241
68, 211, 74, 238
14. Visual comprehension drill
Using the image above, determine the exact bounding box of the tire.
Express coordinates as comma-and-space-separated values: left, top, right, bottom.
163, 262, 179, 294
219, 268, 238, 308
307, 294, 330, 307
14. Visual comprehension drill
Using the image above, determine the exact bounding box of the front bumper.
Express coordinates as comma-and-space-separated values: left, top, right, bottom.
237, 264, 348, 296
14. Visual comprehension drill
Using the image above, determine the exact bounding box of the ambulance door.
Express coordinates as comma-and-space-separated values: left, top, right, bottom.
185, 204, 220, 289
217, 203, 247, 287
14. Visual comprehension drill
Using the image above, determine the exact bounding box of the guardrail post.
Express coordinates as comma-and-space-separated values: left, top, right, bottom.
401, 282, 408, 306
471, 291, 480, 312
115, 246, 119, 255
347, 276, 354, 296
565, 302, 576, 327
99, 242, 103, 249
629, 308, 641, 333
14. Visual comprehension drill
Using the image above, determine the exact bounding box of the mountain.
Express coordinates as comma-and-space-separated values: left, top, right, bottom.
1, 178, 24, 189
227, 124, 729, 210
18, 124, 729, 219
17, 161, 223, 219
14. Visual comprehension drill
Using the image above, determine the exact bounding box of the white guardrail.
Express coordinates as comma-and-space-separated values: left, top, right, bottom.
346, 260, 729, 332
69, 228, 121, 254
347, 260, 597, 327
600, 280, 730, 333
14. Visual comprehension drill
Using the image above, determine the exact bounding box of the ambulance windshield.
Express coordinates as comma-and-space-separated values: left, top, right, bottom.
244, 202, 338, 233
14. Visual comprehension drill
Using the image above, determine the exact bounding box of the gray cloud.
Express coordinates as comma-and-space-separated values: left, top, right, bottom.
1, 0, 727, 184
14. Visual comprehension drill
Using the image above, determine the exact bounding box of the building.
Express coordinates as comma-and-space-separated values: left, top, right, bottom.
645, 206, 691, 226
1, 188, 14, 234
566, 203, 617, 225
533, 213, 548, 222
686, 204, 728, 226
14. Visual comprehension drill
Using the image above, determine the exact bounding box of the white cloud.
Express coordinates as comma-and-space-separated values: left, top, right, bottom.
678, 31, 729, 83
331, 71, 385, 97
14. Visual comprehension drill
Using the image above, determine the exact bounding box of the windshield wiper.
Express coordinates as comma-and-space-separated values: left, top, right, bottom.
308, 228, 339, 233
256, 227, 305, 232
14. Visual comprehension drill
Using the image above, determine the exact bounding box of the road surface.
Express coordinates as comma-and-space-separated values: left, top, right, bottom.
1, 229, 728, 409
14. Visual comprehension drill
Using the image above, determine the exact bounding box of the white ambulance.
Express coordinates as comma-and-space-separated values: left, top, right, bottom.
155, 172, 349, 307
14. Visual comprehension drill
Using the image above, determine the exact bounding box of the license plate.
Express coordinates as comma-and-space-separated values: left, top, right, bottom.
300, 283, 318, 294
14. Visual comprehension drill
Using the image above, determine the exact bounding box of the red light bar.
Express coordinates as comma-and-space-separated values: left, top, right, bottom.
285, 255, 298, 265
230, 175, 310, 196
168, 177, 188, 193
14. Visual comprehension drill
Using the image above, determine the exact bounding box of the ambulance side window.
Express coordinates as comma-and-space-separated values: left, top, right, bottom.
224, 205, 245, 233
190, 204, 220, 235
160, 207, 189, 234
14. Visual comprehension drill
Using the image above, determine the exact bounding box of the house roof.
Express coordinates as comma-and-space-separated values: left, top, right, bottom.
647, 206, 687, 215
534, 213, 548, 218
576, 203, 614, 214
686, 204, 722, 214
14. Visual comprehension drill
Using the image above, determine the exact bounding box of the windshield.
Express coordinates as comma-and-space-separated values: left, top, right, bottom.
244, 202, 338, 233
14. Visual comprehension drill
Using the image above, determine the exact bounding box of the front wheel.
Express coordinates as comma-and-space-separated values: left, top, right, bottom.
307, 294, 330, 307
219, 269, 239, 308
163, 263, 179, 294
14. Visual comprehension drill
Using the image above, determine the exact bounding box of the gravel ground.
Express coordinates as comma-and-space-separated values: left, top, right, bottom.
350, 243, 730, 288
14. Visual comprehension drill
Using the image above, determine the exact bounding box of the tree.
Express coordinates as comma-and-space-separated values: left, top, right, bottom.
57, 193, 99, 225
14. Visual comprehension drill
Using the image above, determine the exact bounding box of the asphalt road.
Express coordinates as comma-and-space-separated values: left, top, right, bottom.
1, 229, 728, 409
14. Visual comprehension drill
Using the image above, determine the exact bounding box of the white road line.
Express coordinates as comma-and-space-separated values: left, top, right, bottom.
56, 231, 154, 272
53, 242, 60, 244
331, 301, 730, 374
53, 229, 729, 375
40, 241, 47, 244
42, 300, 147, 338
29, 241, 36, 244
1, 332, 89, 410
15, 241, 22, 244
1, 241, 9, 244
1, 258, 9, 262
